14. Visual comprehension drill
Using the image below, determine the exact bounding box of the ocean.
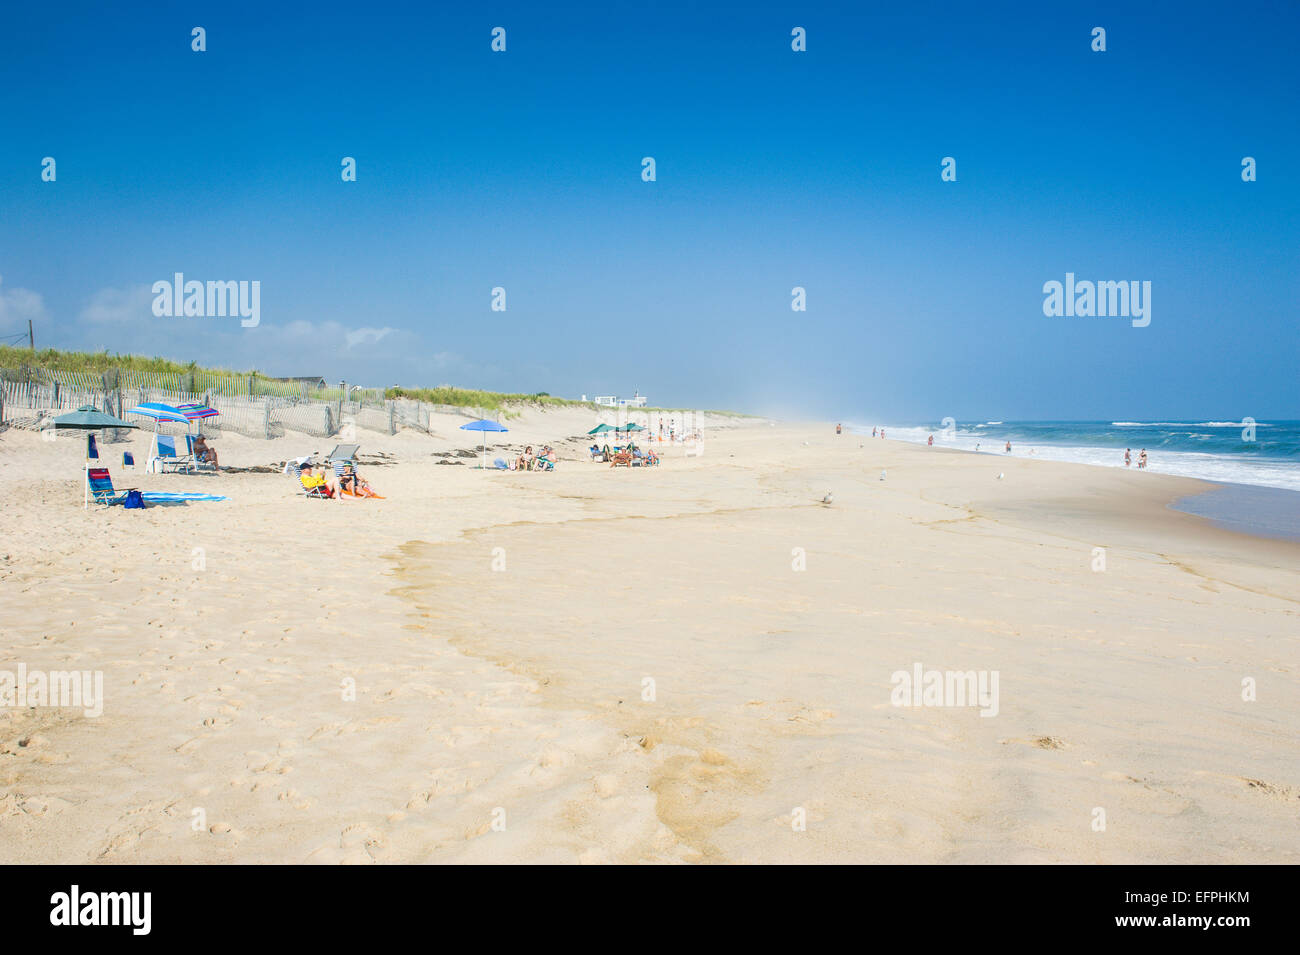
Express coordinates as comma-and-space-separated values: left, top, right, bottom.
851, 420, 1300, 541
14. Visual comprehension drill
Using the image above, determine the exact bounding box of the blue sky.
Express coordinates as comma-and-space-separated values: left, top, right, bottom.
1, 0, 1296, 420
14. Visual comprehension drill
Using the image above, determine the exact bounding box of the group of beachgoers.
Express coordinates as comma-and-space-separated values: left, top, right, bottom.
1125, 448, 1149, 469
590, 441, 660, 467
510, 445, 556, 471
298, 461, 381, 499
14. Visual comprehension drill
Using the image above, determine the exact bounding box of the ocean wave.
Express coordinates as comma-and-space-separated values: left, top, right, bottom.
855, 422, 1300, 492
1111, 421, 1268, 428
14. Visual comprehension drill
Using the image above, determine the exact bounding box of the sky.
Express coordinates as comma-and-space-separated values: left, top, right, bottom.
1, 0, 1296, 421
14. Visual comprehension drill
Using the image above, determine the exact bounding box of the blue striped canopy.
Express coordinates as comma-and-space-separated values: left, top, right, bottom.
126, 402, 190, 423
177, 402, 219, 420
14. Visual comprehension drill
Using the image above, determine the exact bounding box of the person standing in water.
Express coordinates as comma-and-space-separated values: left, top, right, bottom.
927, 434, 934, 446
1124, 448, 1132, 467
1005, 440, 1012, 453
1138, 449, 1148, 469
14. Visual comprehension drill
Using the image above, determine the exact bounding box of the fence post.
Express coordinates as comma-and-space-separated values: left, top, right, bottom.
388, 400, 396, 435
262, 399, 271, 440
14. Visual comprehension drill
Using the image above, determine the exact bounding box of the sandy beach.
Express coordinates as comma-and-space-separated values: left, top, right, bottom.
1, 410, 1297, 864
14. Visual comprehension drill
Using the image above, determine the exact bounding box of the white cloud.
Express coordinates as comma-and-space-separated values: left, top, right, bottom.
345, 326, 395, 348
0, 275, 48, 332
79, 284, 154, 323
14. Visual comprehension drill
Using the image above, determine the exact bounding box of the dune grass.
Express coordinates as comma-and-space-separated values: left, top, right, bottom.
0, 345, 751, 416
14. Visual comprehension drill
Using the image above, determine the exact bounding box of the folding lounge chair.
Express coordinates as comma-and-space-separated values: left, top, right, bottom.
87, 467, 136, 506
326, 444, 360, 466
290, 463, 331, 499
155, 434, 194, 473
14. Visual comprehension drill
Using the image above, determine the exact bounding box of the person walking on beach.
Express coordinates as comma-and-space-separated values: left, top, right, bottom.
872, 427, 877, 438
927, 434, 934, 446
1138, 449, 1148, 469
836, 423, 842, 435
1124, 448, 1131, 467
1005, 440, 1012, 453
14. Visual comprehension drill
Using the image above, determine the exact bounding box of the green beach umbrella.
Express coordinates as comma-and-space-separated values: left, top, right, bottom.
587, 423, 613, 435
47, 406, 138, 509
49, 405, 137, 431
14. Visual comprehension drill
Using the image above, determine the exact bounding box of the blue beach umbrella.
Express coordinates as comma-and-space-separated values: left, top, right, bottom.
459, 418, 509, 469
126, 402, 191, 427
126, 402, 192, 465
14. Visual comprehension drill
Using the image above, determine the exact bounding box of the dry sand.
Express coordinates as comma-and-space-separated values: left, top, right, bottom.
1, 409, 1296, 863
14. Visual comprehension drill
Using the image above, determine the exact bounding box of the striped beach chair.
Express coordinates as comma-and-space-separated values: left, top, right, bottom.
87, 467, 136, 506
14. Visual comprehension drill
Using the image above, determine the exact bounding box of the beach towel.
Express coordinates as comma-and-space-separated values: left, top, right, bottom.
140, 491, 228, 504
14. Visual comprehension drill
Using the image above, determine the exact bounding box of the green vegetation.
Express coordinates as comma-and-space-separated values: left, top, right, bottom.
385, 385, 588, 412
0, 345, 207, 375
0, 345, 752, 416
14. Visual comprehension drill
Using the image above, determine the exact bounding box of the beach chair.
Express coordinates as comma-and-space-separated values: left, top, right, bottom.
493, 458, 510, 470
185, 434, 217, 472
326, 443, 360, 466
289, 462, 331, 499
87, 467, 136, 506
154, 434, 194, 474
122, 450, 135, 469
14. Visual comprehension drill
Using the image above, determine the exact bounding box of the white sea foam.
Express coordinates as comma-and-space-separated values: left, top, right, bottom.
853, 424, 1300, 492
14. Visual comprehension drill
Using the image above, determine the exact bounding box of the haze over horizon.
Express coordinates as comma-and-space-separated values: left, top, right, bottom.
2, 0, 1296, 421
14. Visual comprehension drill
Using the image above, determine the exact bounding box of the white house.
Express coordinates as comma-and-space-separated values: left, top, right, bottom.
593, 391, 647, 408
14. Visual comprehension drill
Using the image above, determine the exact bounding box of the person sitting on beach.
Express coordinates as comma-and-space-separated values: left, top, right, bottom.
515, 446, 535, 471
535, 446, 556, 470
192, 434, 218, 468
338, 463, 379, 497
299, 463, 335, 498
